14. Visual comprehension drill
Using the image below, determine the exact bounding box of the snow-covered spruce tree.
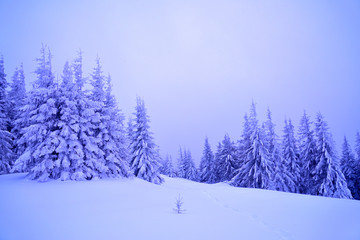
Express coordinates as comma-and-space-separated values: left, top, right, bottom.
353, 132, 360, 199
231, 102, 274, 189
356, 132, 360, 162
355, 133, 360, 192
341, 137, 359, 199
8, 63, 26, 160
8, 64, 26, 127
177, 148, 197, 181
73, 50, 85, 92
199, 137, 217, 183
311, 113, 352, 198
236, 114, 251, 174
213, 142, 222, 181
215, 134, 238, 182
297, 111, 317, 194
52, 61, 83, 180
263, 109, 295, 193
0, 55, 13, 174
176, 147, 185, 178
129, 98, 163, 184
184, 149, 198, 181
78, 56, 108, 179
168, 155, 175, 177
13, 46, 60, 181
281, 119, 301, 193
160, 154, 175, 177
101, 74, 131, 177
70, 50, 92, 180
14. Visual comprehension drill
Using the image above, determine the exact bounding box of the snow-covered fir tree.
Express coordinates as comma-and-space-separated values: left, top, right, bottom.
160, 154, 175, 177
341, 137, 359, 199
52, 61, 79, 180
214, 134, 238, 182
356, 132, 360, 162
297, 112, 317, 194
281, 119, 301, 193
8, 64, 26, 128
184, 149, 198, 181
13, 46, 59, 181
354, 132, 360, 199
78, 56, 109, 179
0, 56, 13, 174
101, 74, 131, 178
312, 113, 352, 198
231, 102, 274, 189
70, 50, 94, 180
236, 114, 251, 174
8, 63, 26, 160
177, 148, 197, 181
129, 98, 163, 184
199, 137, 217, 183
73, 50, 85, 92
213, 142, 222, 181
263, 109, 294, 193
176, 147, 184, 178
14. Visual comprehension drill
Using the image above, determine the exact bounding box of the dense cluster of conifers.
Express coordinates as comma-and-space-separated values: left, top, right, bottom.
160, 103, 360, 199
0, 46, 162, 183
0, 46, 359, 200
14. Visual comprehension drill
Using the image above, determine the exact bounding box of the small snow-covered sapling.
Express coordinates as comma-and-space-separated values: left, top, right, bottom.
173, 194, 185, 214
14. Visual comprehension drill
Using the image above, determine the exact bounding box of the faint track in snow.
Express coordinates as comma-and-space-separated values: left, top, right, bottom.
202, 190, 294, 240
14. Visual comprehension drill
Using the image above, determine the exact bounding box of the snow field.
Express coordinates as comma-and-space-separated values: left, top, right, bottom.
0, 173, 359, 240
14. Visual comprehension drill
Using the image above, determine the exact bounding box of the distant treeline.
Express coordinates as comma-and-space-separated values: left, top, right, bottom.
161, 103, 360, 200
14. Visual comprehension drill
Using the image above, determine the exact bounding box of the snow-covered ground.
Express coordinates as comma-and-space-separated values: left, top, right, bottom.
1, 174, 359, 240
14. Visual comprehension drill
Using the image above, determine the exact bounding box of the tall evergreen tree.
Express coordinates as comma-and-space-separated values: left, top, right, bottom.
52, 61, 83, 180
101, 74, 131, 177
177, 148, 197, 181
355, 132, 360, 162
237, 114, 251, 168
215, 134, 238, 182
0, 55, 13, 174
199, 137, 217, 183
78, 57, 108, 179
263, 109, 294, 193
177, 147, 185, 178
8, 63, 26, 160
13, 46, 59, 181
354, 132, 360, 199
297, 112, 317, 194
234, 113, 251, 180
70, 50, 91, 180
129, 98, 163, 184
281, 119, 301, 193
8, 64, 26, 128
312, 113, 352, 198
160, 154, 175, 177
231, 102, 274, 189
184, 149, 198, 181
73, 50, 85, 92
341, 137, 359, 199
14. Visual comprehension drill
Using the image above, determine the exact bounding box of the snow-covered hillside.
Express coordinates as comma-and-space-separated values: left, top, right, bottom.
1, 174, 359, 240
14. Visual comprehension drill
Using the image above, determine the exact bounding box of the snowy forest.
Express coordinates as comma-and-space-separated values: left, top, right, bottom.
0, 46, 359, 201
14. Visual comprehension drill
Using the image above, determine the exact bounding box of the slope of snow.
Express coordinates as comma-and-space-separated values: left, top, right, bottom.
0, 173, 359, 240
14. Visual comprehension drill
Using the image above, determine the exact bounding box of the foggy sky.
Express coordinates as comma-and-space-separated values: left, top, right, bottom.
1, 0, 360, 164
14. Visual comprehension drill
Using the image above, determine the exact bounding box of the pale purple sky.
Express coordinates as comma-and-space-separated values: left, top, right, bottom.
1, 0, 360, 164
